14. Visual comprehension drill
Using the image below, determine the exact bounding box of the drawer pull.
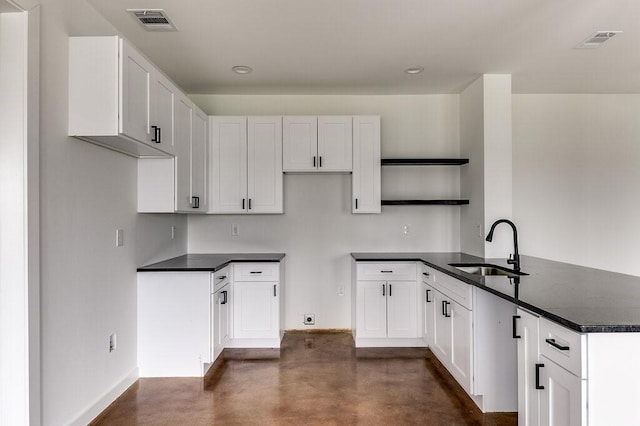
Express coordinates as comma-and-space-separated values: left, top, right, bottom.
512, 315, 521, 339
422, 272, 430, 276
380, 270, 393, 273
250, 271, 263, 274
545, 338, 570, 351
535, 363, 545, 390
426, 289, 431, 303
221, 290, 228, 305
218, 275, 227, 280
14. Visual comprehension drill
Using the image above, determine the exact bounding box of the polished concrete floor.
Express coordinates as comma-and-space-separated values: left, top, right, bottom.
93, 332, 517, 425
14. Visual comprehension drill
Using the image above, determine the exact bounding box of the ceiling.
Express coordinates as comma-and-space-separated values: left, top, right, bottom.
86, 0, 640, 95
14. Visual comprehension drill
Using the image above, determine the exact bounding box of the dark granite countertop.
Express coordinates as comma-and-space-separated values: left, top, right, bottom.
138, 253, 285, 272
351, 252, 640, 333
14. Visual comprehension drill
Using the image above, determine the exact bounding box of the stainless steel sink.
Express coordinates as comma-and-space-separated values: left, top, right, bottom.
448, 263, 528, 278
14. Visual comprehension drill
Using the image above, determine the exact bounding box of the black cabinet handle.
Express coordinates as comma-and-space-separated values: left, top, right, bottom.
248, 198, 252, 210
382, 284, 385, 296
192, 196, 200, 209
389, 284, 392, 296
355, 198, 358, 209
545, 338, 570, 351
273, 284, 277, 297
221, 290, 228, 305
151, 125, 160, 143
426, 289, 431, 303
242, 198, 245, 210
443, 301, 451, 318
313, 156, 316, 167
250, 271, 263, 274
380, 270, 393, 273
157, 126, 161, 143
422, 272, 430, 277
218, 275, 227, 280
319, 156, 322, 167
535, 363, 545, 390
513, 315, 521, 339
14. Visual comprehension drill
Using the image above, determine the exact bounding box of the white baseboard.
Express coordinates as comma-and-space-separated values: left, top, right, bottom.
69, 367, 138, 426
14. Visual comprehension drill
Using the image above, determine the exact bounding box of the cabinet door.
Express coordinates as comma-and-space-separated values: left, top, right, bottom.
432, 290, 451, 363
450, 300, 473, 394
317, 116, 352, 171
150, 70, 176, 155
282, 116, 317, 171
233, 282, 279, 339
356, 281, 387, 338
517, 309, 541, 426
209, 117, 248, 213
247, 117, 283, 213
120, 39, 152, 144
386, 281, 418, 338
423, 284, 436, 347
352, 116, 381, 213
191, 106, 208, 212
175, 94, 193, 212
539, 356, 587, 426
213, 284, 230, 361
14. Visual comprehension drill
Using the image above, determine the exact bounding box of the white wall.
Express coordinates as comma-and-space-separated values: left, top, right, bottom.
460, 75, 513, 259
513, 94, 640, 277
188, 94, 461, 329
37, 1, 186, 424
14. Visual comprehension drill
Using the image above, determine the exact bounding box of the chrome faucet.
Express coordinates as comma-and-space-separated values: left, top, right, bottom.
485, 219, 520, 272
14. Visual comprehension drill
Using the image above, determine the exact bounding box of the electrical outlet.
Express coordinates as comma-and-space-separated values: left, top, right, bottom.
337, 286, 344, 296
116, 229, 124, 247
476, 223, 483, 238
171, 226, 176, 240
304, 314, 315, 325
403, 224, 411, 235
109, 333, 117, 352
232, 223, 239, 236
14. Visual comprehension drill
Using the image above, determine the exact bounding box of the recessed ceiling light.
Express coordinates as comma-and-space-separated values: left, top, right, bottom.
232, 65, 253, 75
405, 67, 424, 75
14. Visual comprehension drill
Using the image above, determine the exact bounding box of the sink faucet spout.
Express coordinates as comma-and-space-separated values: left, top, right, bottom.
485, 219, 520, 272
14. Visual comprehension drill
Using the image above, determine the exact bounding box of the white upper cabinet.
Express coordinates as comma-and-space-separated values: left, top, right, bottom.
149, 69, 177, 156
352, 116, 381, 213
191, 106, 209, 212
209, 117, 249, 214
175, 94, 194, 212
247, 117, 284, 213
317, 116, 353, 171
283, 116, 353, 172
69, 36, 172, 158
209, 116, 283, 214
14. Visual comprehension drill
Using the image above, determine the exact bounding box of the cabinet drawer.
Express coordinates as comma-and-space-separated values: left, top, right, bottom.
356, 262, 417, 281
430, 270, 472, 310
421, 264, 435, 285
212, 265, 231, 292
234, 263, 280, 282
539, 317, 586, 379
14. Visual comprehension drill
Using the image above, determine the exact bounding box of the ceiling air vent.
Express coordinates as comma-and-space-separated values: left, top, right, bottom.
576, 31, 621, 49
128, 9, 177, 31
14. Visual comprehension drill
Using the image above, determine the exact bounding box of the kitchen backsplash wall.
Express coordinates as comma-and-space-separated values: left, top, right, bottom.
188, 94, 462, 330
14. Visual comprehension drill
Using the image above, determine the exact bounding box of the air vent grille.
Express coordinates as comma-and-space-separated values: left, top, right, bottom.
128, 9, 177, 31
576, 31, 621, 49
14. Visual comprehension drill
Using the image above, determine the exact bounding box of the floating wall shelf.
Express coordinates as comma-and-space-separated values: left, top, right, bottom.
381, 158, 469, 166
381, 199, 469, 206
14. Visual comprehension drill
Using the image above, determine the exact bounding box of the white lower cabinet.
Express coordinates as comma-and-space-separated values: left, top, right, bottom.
353, 262, 421, 347
426, 264, 517, 412
516, 309, 587, 426
230, 263, 283, 347
212, 282, 231, 362
137, 272, 211, 377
